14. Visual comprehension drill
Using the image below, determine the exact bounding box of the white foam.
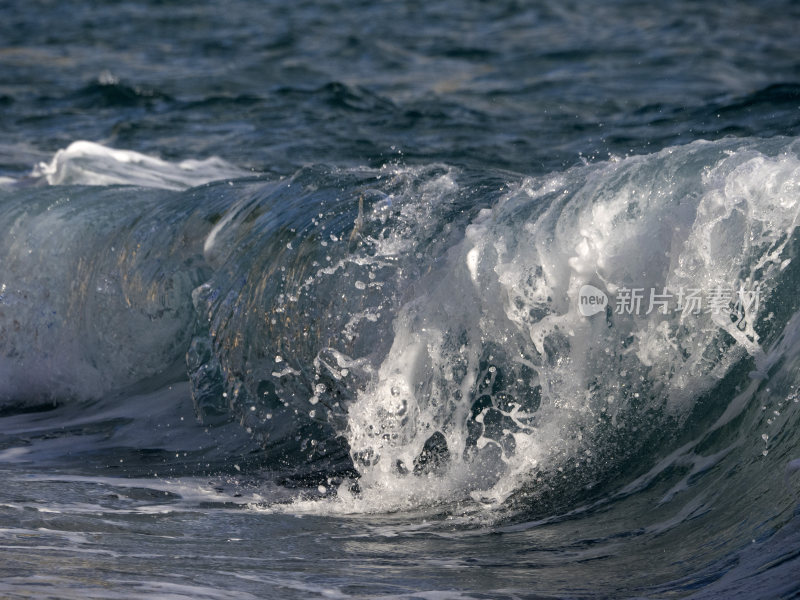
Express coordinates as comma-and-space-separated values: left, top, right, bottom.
333, 139, 800, 511
31, 140, 248, 190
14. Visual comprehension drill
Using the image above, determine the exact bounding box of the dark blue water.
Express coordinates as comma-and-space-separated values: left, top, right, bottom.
2, 1, 800, 598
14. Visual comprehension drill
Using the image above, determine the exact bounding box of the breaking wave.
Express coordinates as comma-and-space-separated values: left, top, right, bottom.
1, 138, 799, 527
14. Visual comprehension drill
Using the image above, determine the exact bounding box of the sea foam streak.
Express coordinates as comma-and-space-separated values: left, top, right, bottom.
31, 140, 248, 190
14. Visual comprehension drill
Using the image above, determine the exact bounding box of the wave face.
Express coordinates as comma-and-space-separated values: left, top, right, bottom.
2, 138, 800, 596
3, 138, 799, 478
174, 136, 800, 511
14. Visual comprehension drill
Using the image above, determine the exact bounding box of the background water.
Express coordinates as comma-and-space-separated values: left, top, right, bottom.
2, 1, 800, 598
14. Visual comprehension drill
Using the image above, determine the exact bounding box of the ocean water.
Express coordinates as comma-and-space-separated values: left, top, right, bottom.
2, 1, 800, 598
